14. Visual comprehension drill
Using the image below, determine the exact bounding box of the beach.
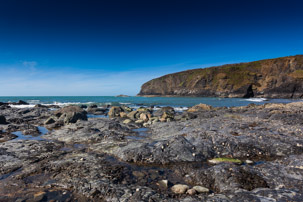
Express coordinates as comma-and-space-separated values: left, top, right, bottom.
1, 99, 303, 201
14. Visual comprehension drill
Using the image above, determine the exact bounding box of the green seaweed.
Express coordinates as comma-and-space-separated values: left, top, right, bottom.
209, 157, 242, 164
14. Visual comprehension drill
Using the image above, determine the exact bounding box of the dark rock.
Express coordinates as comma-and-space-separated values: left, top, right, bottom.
34, 104, 48, 108
0, 115, 7, 124
44, 117, 56, 125
17, 100, 29, 105
54, 106, 87, 124
87, 106, 107, 115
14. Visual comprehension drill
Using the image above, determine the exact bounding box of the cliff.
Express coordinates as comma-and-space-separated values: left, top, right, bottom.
138, 55, 303, 98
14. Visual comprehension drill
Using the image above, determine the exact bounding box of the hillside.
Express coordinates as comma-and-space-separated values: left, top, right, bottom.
138, 55, 303, 98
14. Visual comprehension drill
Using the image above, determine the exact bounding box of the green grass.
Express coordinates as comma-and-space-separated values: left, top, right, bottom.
290, 70, 303, 79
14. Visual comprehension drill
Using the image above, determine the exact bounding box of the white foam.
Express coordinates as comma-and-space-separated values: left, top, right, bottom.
174, 107, 188, 112
9, 104, 36, 108
245, 98, 268, 102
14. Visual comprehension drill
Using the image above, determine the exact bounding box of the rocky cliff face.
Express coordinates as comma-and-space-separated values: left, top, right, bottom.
138, 55, 303, 98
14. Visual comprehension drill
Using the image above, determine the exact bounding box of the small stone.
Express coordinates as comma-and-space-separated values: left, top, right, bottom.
167, 118, 172, 122
186, 188, 196, 195
123, 119, 132, 124
132, 171, 145, 178
157, 180, 168, 189
193, 186, 209, 193
160, 118, 166, 122
245, 160, 254, 164
171, 184, 189, 194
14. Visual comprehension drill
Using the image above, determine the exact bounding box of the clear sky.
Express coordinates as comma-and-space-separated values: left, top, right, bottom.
0, 0, 303, 96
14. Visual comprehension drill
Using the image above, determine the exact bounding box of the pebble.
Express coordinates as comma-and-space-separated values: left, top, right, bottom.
245, 160, 254, 164
157, 180, 168, 189
193, 186, 209, 193
186, 188, 196, 195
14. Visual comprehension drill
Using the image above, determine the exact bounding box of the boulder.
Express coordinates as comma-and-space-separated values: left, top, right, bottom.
108, 106, 123, 118
139, 113, 149, 122
121, 106, 132, 112
127, 111, 138, 120
87, 106, 106, 115
153, 106, 175, 117
54, 106, 87, 124
17, 100, 29, 105
187, 103, 213, 112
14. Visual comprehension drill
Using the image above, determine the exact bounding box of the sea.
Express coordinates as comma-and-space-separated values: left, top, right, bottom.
0, 96, 300, 111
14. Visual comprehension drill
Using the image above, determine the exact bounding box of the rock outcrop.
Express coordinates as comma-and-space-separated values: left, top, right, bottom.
138, 55, 303, 98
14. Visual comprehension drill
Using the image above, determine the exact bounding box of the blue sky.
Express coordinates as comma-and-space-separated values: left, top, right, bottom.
0, 0, 303, 96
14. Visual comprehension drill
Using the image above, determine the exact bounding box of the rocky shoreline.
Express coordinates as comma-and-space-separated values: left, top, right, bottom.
1, 101, 303, 201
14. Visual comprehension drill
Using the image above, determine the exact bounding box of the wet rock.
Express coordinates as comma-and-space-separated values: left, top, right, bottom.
80, 105, 88, 108
87, 106, 106, 115
0, 115, 7, 124
16, 100, 29, 105
171, 184, 189, 194
153, 107, 175, 117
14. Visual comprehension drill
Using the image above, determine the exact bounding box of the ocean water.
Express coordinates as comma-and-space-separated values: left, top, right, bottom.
0, 96, 300, 110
